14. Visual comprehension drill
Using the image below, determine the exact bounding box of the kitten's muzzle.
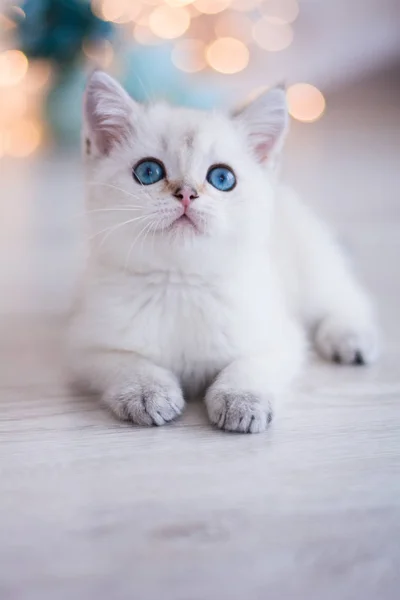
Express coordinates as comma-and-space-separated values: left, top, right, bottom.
173, 185, 199, 210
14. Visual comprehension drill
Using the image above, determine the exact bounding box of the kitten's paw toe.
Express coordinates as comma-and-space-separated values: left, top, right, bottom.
315, 316, 380, 366
205, 389, 272, 434
104, 377, 185, 426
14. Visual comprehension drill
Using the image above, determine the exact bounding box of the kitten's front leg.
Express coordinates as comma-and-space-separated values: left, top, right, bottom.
205, 340, 303, 434
206, 382, 272, 434
70, 350, 185, 426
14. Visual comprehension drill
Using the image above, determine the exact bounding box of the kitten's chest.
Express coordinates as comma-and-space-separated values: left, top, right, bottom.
98, 270, 265, 376
126, 276, 236, 353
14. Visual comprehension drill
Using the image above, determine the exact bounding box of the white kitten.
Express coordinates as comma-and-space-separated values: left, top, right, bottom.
68, 71, 379, 433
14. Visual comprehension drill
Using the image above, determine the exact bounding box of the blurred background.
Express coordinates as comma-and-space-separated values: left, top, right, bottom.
1, 0, 400, 319
1, 0, 400, 153
0, 0, 399, 315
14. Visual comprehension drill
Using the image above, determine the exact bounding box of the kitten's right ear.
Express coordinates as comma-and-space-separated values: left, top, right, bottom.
232, 85, 288, 164
83, 70, 137, 157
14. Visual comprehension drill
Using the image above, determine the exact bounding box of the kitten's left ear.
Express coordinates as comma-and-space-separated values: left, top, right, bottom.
232, 85, 288, 163
83, 70, 137, 157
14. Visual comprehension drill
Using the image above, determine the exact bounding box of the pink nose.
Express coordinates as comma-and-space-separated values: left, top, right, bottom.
173, 185, 199, 209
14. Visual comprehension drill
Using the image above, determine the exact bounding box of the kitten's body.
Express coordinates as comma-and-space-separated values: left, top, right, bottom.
68, 73, 378, 433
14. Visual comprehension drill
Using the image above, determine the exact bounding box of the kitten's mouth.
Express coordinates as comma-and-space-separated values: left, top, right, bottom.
168, 213, 199, 232
177, 214, 193, 224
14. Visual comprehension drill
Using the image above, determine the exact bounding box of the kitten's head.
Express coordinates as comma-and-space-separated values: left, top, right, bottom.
84, 71, 288, 263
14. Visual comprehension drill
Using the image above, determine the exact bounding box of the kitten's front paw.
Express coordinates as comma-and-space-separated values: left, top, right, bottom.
315, 316, 380, 365
104, 373, 185, 426
205, 388, 273, 434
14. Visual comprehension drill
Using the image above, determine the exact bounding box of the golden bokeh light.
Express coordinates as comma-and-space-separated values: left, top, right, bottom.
252, 18, 293, 51
0, 131, 7, 158
214, 12, 253, 44
136, 12, 151, 26
286, 83, 326, 123
25, 61, 52, 92
90, 0, 103, 19
128, 4, 144, 23
94, 0, 133, 23
187, 3, 201, 17
262, 0, 299, 24
171, 39, 206, 72
149, 5, 190, 39
0, 50, 28, 87
6, 119, 42, 157
127, 2, 143, 22
206, 37, 249, 74
194, 0, 231, 15
0, 89, 27, 125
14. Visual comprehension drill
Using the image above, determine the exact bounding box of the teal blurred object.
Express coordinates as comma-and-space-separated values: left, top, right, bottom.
122, 45, 222, 110
46, 66, 87, 147
15, 0, 113, 67
122, 45, 183, 104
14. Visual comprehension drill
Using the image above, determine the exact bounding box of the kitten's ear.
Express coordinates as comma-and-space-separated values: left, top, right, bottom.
232, 85, 288, 163
83, 70, 137, 157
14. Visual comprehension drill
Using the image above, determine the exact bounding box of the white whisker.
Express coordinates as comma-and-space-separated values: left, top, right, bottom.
74, 207, 142, 219
139, 219, 154, 255
89, 214, 149, 245
124, 216, 154, 271
150, 218, 161, 254
87, 181, 147, 202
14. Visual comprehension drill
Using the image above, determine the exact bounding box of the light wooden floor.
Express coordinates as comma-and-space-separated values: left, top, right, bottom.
1, 71, 400, 599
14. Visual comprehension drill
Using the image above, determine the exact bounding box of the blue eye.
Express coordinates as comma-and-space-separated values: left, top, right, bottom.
133, 159, 165, 185
206, 165, 236, 192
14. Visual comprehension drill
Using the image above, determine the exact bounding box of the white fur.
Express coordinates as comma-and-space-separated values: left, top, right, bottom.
68, 72, 379, 433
